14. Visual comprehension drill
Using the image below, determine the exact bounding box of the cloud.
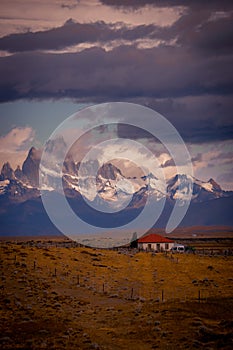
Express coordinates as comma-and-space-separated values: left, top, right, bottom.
173, 11, 233, 55
1, 10, 233, 55
187, 140, 233, 189
191, 153, 202, 164
0, 20, 165, 53
216, 169, 233, 190
100, 0, 162, 7
1, 45, 232, 99
0, 127, 35, 168
0, 126, 35, 152
0, 1, 233, 148
97, 1, 233, 57
100, 0, 233, 10
217, 170, 233, 184
141, 95, 233, 143
0, 0, 181, 39
0, 43, 232, 142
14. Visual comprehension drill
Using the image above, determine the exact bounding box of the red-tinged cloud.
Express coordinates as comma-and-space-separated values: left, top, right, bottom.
0, 10, 233, 54
0, 127, 36, 168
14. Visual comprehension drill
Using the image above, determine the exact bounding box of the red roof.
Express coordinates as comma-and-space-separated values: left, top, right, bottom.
138, 234, 174, 243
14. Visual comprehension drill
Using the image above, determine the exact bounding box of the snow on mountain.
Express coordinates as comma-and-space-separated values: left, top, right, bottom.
0, 179, 10, 194
146, 174, 166, 200
167, 174, 231, 203
0, 178, 39, 203
1, 147, 233, 236
1, 147, 232, 207
167, 174, 193, 202
116, 178, 135, 195
78, 176, 98, 201
198, 181, 213, 192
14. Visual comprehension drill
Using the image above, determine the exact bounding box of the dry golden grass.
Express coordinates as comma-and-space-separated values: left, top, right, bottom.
0, 241, 233, 349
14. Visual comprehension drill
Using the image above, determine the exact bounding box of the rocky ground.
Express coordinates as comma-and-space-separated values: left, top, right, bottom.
0, 241, 233, 349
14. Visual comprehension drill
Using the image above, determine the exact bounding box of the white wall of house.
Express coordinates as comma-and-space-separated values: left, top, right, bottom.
138, 242, 174, 251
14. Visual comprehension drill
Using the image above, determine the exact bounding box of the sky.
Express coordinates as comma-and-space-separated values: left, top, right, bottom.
0, 0, 232, 189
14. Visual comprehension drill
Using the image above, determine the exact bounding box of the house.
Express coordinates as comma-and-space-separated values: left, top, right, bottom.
137, 233, 175, 252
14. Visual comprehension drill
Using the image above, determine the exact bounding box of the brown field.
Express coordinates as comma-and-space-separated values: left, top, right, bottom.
0, 239, 233, 349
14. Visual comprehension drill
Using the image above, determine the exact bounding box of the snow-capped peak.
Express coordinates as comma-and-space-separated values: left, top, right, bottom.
166, 173, 227, 203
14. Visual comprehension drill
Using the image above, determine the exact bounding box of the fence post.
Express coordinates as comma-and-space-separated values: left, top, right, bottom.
198, 290, 201, 303
162, 290, 164, 302
131, 288, 134, 299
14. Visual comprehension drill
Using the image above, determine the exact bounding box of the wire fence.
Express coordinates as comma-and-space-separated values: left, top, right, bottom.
1, 242, 232, 305
2, 262, 230, 304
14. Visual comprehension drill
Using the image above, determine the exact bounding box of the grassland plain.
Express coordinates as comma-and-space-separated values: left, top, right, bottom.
0, 241, 233, 349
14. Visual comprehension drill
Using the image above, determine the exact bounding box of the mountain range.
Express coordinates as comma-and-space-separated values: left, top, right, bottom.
0, 147, 233, 236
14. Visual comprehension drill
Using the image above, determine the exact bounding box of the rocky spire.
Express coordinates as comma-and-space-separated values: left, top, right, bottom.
15, 165, 27, 182
1, 162, 15, 180
22, 147, 41, 187
208, 178, 222, 191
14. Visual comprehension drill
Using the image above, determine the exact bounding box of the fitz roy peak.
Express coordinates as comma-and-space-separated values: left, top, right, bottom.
0, 147, 231, 204
0, 147, 233, 236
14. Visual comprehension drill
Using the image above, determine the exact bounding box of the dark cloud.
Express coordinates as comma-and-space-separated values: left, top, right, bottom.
98, 0, 233, 58
112, 93, 233, 143
100, 0, 160, 6
146, 94, 233, 142
0, 42, 232, 143
116, 85, 233, 139
0, 1, 232, 145
161, 158, 175, 168
141, 94, 233, 142
174, 12, 233, 54
100, 0, 233, 10
0, 7, 232, 60
0, 20, 161, 53
61, 3, 77, 10
191, 153, 202, 164
1, 45, 232, 101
